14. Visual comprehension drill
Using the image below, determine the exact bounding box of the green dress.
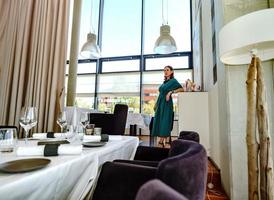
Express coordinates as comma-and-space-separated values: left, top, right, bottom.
152, 78, 182, 137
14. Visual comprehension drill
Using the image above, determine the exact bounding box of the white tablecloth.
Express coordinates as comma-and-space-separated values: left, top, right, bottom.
126, 113, 152, 130
0, 136, 139, 200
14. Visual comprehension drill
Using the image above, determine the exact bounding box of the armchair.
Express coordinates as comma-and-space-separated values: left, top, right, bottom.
88, 104, 128, 135
92, 140, 208, 200
114, 145, 170, 167
135, 179, 188, 200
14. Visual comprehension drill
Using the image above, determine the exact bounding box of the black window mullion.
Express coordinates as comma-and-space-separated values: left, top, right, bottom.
94, 0, 104, 109
139, 0, 145, 114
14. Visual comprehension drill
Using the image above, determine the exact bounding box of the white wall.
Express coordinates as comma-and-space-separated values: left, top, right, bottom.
192, 0, 232, 196
192, 0, 203, 88
213, 0, 232, 195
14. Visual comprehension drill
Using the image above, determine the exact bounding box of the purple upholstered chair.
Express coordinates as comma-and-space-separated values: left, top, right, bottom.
158, 140, 207, 200
131, 131, 199, 166
91, 140, 207, 200
135, 179, 188, 200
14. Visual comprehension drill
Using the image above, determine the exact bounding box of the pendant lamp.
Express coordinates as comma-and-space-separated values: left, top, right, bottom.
154, 0, 177, 54
80, 0, 101, 59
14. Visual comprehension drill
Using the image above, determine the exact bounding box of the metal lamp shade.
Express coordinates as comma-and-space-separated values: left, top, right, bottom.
154, 25, 177, 54
80, 33, 101, 59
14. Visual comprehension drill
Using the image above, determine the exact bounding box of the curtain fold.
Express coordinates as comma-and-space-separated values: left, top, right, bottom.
0, 0, 70, 135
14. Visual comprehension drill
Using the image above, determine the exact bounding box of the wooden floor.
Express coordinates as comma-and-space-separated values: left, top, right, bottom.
137, 135, 230, 200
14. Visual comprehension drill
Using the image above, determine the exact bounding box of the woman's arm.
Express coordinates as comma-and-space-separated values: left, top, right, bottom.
172, 87, 185, 94
166, 87, 185, 101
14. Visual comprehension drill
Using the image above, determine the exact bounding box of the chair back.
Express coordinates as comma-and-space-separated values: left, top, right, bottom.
88, 104, 128, 135
179, 131, 200, 143
112, 104, 128, 135
88, 113, 114, 134
156, 140, 207, 200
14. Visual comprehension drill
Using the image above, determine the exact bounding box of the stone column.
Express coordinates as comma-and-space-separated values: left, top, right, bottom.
66, 0, 82, 106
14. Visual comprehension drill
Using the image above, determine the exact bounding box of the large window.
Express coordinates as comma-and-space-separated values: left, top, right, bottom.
97, 72, 140, 112
66, 0, 192, 115
101, 59, 140, 73
144, 0, 191, 54
145, 56, 189, 70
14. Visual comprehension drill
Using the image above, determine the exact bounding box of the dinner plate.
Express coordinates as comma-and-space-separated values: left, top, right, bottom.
0, 158, 51, 173
82, 142, 106, 147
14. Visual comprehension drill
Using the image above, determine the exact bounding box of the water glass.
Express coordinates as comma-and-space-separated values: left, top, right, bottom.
94, 127, 102, 135
0, 128, 18, 153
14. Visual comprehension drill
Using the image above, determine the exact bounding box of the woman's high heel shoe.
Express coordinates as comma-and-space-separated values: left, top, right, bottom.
159, 140, 165, 148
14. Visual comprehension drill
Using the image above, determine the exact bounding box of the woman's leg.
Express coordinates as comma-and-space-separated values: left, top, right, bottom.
158, 137, 164, 144
158, 137, 166, 147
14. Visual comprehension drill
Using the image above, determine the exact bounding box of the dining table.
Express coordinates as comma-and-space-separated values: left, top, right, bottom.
0, 135, 139, 200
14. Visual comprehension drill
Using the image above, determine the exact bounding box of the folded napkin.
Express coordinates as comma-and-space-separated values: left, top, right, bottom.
16, 144, 82, 156
109, 135, 123, 141
83, 135, 101, 142
83, 134, 109, 142
32, 132, 73, 139
83, 135, 123, 142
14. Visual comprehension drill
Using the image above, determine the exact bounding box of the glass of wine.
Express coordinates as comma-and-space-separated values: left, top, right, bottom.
57, 111, 67, 134
19, 107, 38, 144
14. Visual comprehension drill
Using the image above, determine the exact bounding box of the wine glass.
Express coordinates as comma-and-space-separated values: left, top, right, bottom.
19, 107, 38, 143
57, 111, 67, 134
80, 112, 89, 130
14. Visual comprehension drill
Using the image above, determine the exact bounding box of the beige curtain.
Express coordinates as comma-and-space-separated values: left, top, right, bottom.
0, 0, 70, 134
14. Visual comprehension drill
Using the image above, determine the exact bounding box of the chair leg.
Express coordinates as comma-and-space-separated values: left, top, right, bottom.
149, 136, 156, 147
130, 125, 137, 136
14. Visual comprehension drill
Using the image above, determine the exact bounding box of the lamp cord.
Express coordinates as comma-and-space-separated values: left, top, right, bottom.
90, 0, 94, 33
161, 0, 164, 25
162, 0, 169, 25
167, 0, 169, 25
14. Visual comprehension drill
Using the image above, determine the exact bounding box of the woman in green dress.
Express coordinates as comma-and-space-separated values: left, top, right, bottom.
152, 65, 184, 146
